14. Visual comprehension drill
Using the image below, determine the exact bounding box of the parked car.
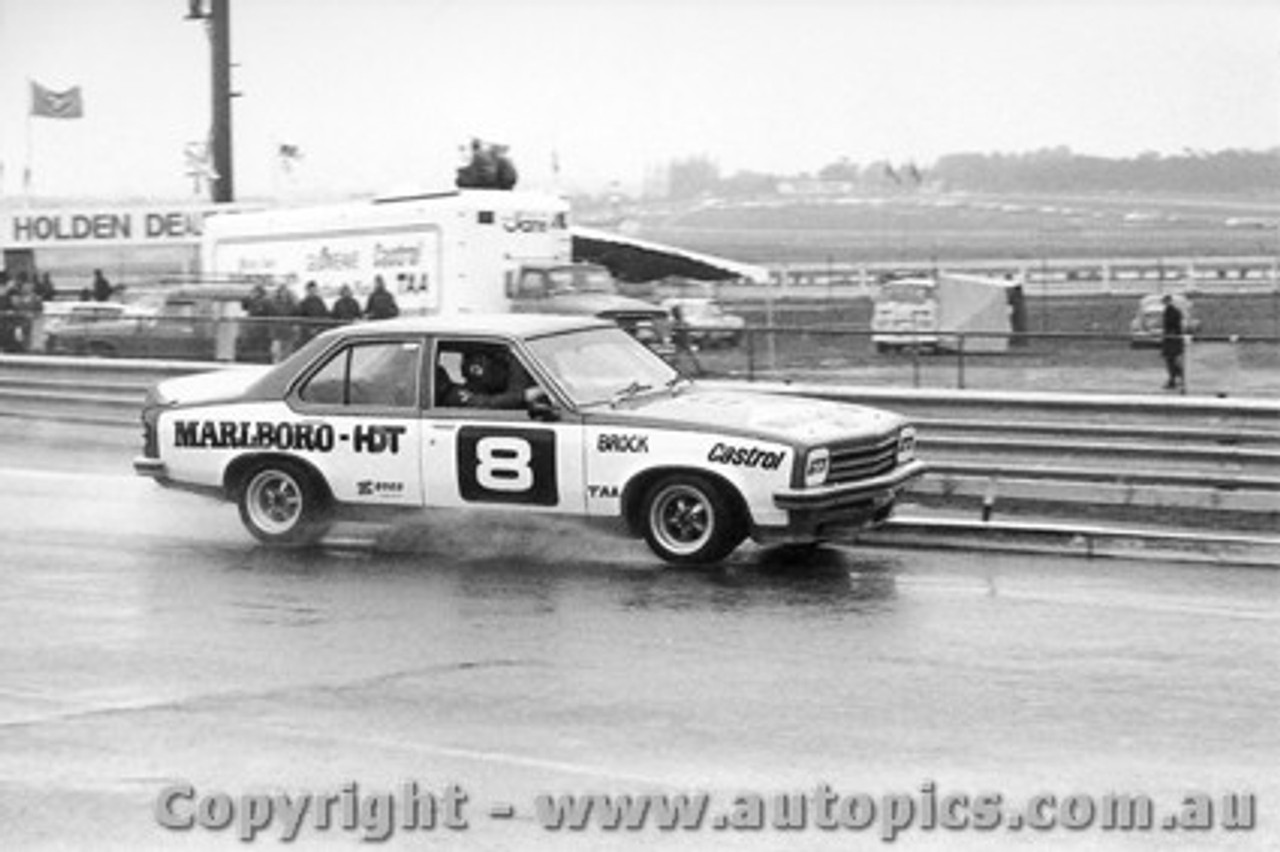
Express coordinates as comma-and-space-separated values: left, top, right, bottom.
661, 297, 747, 348
1129, 293, 1200, 348
134, 314, 925, 565
39, 300, 156, 353
43, 284, 269, 361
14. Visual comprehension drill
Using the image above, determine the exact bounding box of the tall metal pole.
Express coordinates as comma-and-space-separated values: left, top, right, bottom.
209, 0, 234, 202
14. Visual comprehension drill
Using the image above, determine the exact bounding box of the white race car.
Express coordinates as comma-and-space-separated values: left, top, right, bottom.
134, 315, 925, 565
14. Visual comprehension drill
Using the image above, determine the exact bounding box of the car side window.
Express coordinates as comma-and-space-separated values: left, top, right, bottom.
298, 340, 421, 409
431, 339, 537, 411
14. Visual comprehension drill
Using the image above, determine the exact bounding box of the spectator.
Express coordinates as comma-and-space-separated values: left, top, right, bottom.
239, 284, 273, 363
669, 303, 703, 377
364, 275, 399, 320
493, 144, 518, 189
270, 284, 299, 362
35, 272, 56, 303
456, 138, 499, 189
12, 275, 43, 352
1160, 294, 1185, 392
0, 277, 17, 353
330, 284, 362, 323
91, 269, 112, 302
296, 281, 329, 344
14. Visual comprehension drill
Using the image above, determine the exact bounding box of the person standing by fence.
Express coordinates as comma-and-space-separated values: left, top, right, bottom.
296, 281, 329, 345
1160, 294, 1185, 392
331, 284, 362, 323
364, 275, 399, 320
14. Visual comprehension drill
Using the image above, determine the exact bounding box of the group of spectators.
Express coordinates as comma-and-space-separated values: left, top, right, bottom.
0, 270, 57, 353
240, 275, 400, 363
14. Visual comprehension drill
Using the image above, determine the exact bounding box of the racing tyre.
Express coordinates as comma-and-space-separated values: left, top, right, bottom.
641, 473, 744, 566
237, 460, 332, 546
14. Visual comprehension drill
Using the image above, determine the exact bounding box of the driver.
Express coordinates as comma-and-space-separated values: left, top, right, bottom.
441, 347, 534, 409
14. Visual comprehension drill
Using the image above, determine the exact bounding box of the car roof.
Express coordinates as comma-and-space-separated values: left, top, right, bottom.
324, 312, 615, 340
44, 301, 126, 313
1139, 293, 1192, 307
166, 283, 260, 301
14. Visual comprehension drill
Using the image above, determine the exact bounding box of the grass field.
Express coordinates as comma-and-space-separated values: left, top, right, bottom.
627, 192, 1280, 264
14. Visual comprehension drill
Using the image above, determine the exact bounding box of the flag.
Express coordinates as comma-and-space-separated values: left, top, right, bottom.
278, 143, 303, 173
30, 81, 84, 118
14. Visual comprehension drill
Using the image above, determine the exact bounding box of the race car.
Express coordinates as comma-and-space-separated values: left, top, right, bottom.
134, 314, 925, 565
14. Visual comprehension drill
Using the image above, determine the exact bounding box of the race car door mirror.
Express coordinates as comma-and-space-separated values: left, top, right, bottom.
526, 386, 560, 422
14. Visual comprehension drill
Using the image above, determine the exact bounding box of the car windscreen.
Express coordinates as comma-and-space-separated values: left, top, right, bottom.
526, 326, 679, 407
876, 283, 932, 304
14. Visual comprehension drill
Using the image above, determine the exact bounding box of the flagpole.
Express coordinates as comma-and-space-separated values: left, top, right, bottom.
23, 91, 33, 206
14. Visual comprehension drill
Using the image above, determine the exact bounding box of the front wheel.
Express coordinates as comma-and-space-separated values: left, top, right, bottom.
237, 461, 331, 546
641, 473, 744, 566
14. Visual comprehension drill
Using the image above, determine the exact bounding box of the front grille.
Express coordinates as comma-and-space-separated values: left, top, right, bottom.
827, 431, 900, 484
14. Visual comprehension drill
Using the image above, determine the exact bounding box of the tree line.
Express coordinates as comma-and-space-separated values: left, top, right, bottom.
661, 148, 1280, 199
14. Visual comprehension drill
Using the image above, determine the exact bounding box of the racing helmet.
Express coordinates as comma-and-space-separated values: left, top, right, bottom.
461, 348, 509, 393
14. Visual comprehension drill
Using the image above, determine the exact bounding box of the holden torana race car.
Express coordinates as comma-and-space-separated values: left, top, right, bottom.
134, 314, 926, 565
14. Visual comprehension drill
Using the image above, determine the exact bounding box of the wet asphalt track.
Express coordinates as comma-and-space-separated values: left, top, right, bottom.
0, 420, 1277, 850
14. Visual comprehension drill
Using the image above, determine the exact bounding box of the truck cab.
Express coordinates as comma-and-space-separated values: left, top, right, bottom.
871, 278, 940, 352
508, 261, 672, 353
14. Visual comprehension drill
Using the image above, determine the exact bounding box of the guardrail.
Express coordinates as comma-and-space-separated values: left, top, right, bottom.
762, 254, 1280, 295
2, 355, 1276, 535
723, 381, 1280, 530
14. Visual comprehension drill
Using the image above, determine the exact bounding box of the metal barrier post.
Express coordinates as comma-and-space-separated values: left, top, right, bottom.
911, 343, 921, 388
957, 334, 966, 390
746, 327, 756, 382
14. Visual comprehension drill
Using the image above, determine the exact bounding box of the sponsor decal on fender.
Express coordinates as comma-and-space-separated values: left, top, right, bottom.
596, 433, 649, 453
707, 442, 785, 471
357, 480, 406, 496
587, 484, 620, 499
172, 420, 405, 454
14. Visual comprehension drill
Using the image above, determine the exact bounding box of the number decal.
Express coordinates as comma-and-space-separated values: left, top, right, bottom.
457, 426, 558, 505
475, 436, 533, 492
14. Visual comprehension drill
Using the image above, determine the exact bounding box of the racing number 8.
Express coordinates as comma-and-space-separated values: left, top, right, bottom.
457, 426, 558, 506
475, 436, 533, 492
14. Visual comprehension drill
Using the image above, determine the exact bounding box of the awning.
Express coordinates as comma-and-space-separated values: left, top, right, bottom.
571, 225, 769, 284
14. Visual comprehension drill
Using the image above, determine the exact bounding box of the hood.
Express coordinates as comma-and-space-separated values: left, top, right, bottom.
599, 388, 904, 446
544, 292, 667, 319
156, 365, 272, 406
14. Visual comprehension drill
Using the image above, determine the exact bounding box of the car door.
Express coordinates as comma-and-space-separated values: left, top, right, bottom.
290, 336, 425, 506
420, 335, 585, 516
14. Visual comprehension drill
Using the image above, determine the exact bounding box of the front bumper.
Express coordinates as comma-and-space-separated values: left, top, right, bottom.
759, 459, 929, 541
134, 456, 168, 479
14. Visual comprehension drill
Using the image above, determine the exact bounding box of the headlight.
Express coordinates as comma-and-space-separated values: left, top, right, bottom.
897, 426, 917, 463
803, 447, 830, 488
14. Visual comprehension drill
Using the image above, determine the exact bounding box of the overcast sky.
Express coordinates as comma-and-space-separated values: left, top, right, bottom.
1, 0, 1277, 201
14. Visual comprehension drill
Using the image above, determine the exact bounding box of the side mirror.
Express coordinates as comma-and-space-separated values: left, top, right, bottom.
525, 386, 560, 422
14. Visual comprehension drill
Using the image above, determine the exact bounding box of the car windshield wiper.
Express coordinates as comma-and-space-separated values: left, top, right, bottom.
610, 381, 653, 405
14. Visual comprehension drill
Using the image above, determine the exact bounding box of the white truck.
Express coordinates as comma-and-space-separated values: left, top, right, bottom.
871, 272, 1022, 354
202, 189, 573, 315
200, 189, 670, 357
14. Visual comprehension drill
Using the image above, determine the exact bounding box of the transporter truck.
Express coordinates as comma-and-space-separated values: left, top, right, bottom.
200, 189, 669, 358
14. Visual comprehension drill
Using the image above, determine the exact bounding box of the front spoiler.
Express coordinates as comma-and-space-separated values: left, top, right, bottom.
134, 456, 167, 479
756, 459, 929, 543
773, 459, 928, 511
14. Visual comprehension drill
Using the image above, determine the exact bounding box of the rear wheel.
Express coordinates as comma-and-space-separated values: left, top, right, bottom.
237, 460, 331, 546
641, 473, 744, 565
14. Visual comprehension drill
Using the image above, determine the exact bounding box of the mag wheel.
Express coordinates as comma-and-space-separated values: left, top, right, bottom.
237, 461, 331, 546
641, 473, 744, 566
